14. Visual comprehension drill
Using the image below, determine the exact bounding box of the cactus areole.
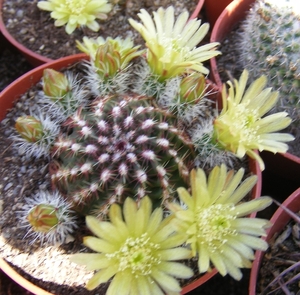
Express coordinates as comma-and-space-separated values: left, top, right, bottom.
50, 93, 195, 217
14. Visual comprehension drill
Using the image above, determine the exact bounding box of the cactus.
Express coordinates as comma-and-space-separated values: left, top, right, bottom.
239, 0, 300, 153
50, 93, 194, 218
11, 6, 292, 245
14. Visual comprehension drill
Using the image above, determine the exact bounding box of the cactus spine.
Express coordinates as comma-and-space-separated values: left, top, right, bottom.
239, 0, 300, 153
51, 94, 194, 217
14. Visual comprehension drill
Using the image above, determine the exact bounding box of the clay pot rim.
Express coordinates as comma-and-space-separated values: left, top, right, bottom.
249, 187, 300, 295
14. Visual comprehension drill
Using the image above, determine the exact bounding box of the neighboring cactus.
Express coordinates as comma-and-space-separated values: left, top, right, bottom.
51, 94, 194, 218
239, 0, 300, 154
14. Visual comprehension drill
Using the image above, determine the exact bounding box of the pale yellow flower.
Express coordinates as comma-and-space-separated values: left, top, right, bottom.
129, 6, 220, 80
213, 70, 294, 170
71, 196, 193, 294
169, 165, 272, 281
37, 0, 112, 34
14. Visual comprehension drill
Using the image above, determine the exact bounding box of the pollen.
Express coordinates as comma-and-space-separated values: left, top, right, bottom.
66, 0, 89, 15
196, 204, 237, 251
106, 233, 161, 276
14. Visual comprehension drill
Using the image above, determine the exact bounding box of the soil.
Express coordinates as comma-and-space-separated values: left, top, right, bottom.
256, 215, 300, 294
1, 0, 200, 60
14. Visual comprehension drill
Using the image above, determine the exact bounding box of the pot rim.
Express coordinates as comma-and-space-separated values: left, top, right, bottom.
249, 187, 300, 295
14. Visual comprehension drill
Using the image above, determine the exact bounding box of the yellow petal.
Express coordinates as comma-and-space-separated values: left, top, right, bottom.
86, 265, 118, 290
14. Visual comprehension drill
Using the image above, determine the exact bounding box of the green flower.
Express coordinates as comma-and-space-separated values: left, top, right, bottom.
213, 70, 294, 170
92, 37, 144, 79
169, 165, 272, 280
129, 6, 220, 81
76, 36, 144, 62
37, 0, 112, 34
71, 196, 193, 294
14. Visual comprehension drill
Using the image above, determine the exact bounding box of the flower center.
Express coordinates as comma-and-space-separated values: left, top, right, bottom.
106, 233, 161, 276
196, 204, 237, 251
66, 0, 88, 14
228, 104, 259, 144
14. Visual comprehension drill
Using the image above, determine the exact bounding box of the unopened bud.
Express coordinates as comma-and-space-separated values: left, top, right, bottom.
15, 116, 44, 142
43, 69, 70, 99
27, 204, 59, 233
180, 73, 206, 103
94, 43, 121, 78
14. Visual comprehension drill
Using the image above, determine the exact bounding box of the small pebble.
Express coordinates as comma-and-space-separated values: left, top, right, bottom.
4, 182, 13, 191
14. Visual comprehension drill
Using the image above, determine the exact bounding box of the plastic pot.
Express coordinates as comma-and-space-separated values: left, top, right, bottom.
203, 0, 233, 27
0, 53, 261, 295
249, 187, 300, 295
209, 0, 256, 89
0, 0, 52, 67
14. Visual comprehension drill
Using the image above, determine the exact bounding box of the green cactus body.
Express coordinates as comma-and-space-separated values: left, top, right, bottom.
239, 0, 300, 134
51, 93, 194, 218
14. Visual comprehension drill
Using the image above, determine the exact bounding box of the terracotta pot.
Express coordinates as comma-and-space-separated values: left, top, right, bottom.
249, 187, 300, 295
0, 29, 7, 53
0, 0, 52, 67
209, 0, 256, 89
189, 0, 205, 20
203, 0, 233, 27
0, 0, 205, 68
0, 54, 261, 295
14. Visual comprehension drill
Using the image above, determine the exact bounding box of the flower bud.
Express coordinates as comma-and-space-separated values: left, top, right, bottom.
180, 73, 206, 103
43, 69, 70, 99
15, 116, 44, 142
94, 43, 121, 79
27, 204, 59, 233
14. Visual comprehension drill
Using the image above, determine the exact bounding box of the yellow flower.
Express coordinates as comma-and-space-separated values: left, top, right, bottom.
169, 165, 272, 281
213, 70, 294, 170
37, 0, 112, 34
70, 196, 193, 294
129, 6, 220, 81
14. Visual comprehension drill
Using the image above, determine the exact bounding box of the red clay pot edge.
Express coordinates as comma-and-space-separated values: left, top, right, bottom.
249, 187, 300, 295
0, 0, 52, 67
0, 258, 53, 295
209, 0, 256, 89
203, 0, 233, 27
0, 53, 88, 119
189, 0, 205, 20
